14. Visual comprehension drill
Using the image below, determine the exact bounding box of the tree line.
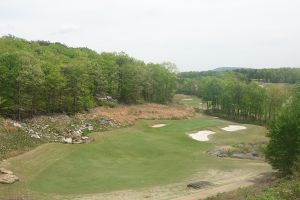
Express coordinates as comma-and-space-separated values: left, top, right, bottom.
235, 68, 300, 84
0, 36, 176, 119
177, 73, 291, 122
266, 84, 300, 175
179, 67, 300, 85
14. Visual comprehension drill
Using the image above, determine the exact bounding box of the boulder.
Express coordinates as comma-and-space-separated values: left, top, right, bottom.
81, 136, 89, 140
30, 133, 41, 139
88, 125, 93, 131
63, 137, 72, 144
13, 122, 22, 128
187, 181, 212, 189
73, 130, 82, 137
0, 168, 19, 184
100, 118, 110, 125
0, 174, 19, 184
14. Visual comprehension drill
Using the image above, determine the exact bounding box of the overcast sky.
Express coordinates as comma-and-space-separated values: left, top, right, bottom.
0, 0, 300, 71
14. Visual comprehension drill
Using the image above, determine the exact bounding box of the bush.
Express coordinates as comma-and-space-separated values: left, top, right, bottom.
247, 178, 300, 200
265, 85, 300, 175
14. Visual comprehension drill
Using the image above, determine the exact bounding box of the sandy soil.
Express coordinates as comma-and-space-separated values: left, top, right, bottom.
182, 99, 193, 101
151, 124, 167, 128
221, 125, 247, 132
188, 130, 215, 141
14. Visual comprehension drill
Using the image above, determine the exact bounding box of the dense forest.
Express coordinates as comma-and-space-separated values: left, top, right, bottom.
179, 67, 300, 84
235, 68, 300, 83
177, 71, 292, 122
0, 36, 176, 119
0, 35, 298, 124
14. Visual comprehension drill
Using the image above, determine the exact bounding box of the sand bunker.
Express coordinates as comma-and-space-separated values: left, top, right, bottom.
182, 98, 193, 101
221, 125, 247, 132
188, 130, 215, 141
151, 124, 166, 128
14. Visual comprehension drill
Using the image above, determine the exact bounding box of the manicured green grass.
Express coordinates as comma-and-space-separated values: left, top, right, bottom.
0, 115, 269, 198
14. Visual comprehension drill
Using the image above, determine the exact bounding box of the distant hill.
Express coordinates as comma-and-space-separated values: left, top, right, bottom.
212, 67, 244, 72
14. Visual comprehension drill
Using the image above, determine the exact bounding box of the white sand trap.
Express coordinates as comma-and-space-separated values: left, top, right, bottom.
182, 98, 193, 101
188, 130, 215, 141
151, 124, 166, 128
222, 125, 247, 132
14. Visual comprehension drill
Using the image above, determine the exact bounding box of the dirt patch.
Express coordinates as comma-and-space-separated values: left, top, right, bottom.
188, 130, 215, 141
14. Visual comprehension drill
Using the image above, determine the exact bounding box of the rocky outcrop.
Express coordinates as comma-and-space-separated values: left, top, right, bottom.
8, 119, 94, 145
0, 168, 19, 184
208, 146, 263, 161
208, 146, 233, 157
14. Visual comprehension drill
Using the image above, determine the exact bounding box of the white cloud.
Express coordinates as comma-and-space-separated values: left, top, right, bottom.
0, 0, 299, 71
0, 24, 16, 36
54, 24, 80, 35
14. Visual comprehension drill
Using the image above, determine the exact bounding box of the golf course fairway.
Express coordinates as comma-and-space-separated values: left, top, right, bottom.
0, 114, 272, 200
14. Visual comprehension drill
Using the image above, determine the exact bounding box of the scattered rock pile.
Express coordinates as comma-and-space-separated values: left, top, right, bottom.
8, 119, 92, 144
208, 147, 230, 158
0, 168, 19, 184
7, 116, 121, 145
208, 146, 263, 161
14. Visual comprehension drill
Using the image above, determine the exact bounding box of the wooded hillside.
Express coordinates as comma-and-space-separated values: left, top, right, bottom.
0, 36, 176, 119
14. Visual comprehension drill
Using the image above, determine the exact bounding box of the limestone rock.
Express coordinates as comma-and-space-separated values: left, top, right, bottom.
63, 137, 72, 144
100, 118, 110, 125
88, 125, 93, 131
0, 174, 19, 184
13, 122, 22, 128
0, 168, 19, 184
81, 136, 89, 140
30, 133, 41, 139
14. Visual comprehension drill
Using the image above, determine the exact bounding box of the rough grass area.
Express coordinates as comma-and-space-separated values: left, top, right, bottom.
0, 118, 42, 160
247, 177, 300, 200
0, 115, 271, 200
206, 175, 300, 200
82, 103, 194, 124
